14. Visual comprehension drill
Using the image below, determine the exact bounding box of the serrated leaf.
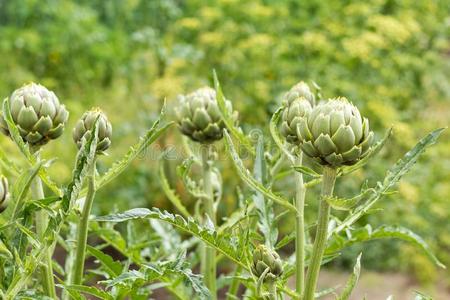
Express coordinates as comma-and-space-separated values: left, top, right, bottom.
213, 70, 255, 156
337, 253, 361, 300
253, 134, 278, 248
96, 208, 248, 270
334, 128, 445, 236
159, 163, 191, 218
341, 127, 393, 175
325, 188, 375, 211
327, 225, 445, 268
94, 112, 173, 192
59, 284, 113, 300
62, 118, 99, 212
223, 131, 296, 212
87, 246, 123, 277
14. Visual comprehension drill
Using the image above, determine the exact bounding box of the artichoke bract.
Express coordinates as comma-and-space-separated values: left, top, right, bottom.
175, 87, 237, 144
73, 108, 112, 153
251, 245, 283, 281
0, 83, 69, 146
280, 82, 314, 145
296, 98, 374, 167
0, 176, 9, 213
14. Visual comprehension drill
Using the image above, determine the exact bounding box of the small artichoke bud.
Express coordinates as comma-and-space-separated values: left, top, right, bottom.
283, 81, 315, 107
175, 87, 238, 144
73, 108, 112, 153
0, 83, 69, 146
251, 245, 283, 281
280, 82, 315, 145
297, 98, 374, 167
0, 176, 9, 213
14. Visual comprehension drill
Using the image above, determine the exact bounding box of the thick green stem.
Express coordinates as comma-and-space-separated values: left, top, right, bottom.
294, 153, 306, 297
201, 145, 216, 299
71, 158, 97, 285
226, 266, 242, 300
267, 280, 278, 300
31, 175, 56, 298
304, 166, 336, 300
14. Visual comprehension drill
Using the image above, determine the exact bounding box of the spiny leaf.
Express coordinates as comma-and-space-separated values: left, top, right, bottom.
87, 246, 123, 278
327, 225, 445, 268
334, 128, 445, 235
337, 253, 361, 300
94, 114, 173, 193
62, 118, 99, 212
325, 188, 375, 211
341, 127, 393, 175
253, 134, 278, 248
223, 130, 296, 212
96, 208, 248, 270
213, 70, 255, 156
159, 163, 191, 218
59, 284, 113, 300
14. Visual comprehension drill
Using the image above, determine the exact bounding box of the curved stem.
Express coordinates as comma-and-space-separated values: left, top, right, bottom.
71, 158, 97, 285
304, 166, 336, 300
294, 153, 306, 297
31, 174, 56, 298
201, 145, 216, 299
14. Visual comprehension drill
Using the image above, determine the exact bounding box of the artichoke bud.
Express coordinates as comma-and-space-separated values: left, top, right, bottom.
73, 108, 112, 153
283, 81, 315, 107
0, 176, 9, 213
251, 245, 283, 281
280, 83, 314, 145
175, 87, 238, 144
297, 97, 374, 167
0, 83, 69, 146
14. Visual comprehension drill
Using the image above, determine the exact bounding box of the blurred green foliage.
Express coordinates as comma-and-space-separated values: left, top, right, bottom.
0, 0, 448, 284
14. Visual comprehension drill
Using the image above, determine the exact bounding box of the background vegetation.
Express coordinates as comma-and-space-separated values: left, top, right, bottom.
0, 0, 448, 290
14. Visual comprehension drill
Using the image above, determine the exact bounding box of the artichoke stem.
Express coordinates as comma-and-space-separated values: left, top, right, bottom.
294, 153, 306, 297
72, 158, 97, 285
31, 175, 56, 298
304, 166, 336, 300
201, 144, 217, 299
266, 280, 278, 300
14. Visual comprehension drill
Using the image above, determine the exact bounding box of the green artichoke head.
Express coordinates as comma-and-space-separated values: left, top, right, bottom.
0, 83, 69, 146
175, 87, 238, 144
73, 108, 112, 153
0, 176, 9, 213
280, 82, 314, 145
251, 245, 283, 281
296, 98, 374, 167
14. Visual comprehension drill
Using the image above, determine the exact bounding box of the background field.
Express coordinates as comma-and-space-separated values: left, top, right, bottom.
0, 0, 449, 297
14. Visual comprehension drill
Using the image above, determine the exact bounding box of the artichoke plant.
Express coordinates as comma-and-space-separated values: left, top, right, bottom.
296, 98, 374, 167
73, 108, 112, 153
0, 83, 69, 146
280, 82, 315, 145
175, 87, 237, 144
0, 176, 9, 213
251, 245, 283, 281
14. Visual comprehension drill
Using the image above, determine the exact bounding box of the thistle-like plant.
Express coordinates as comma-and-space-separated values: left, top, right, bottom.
69, 108, 112, 287
0, 83, 70, 298
174, 86, 238, 299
